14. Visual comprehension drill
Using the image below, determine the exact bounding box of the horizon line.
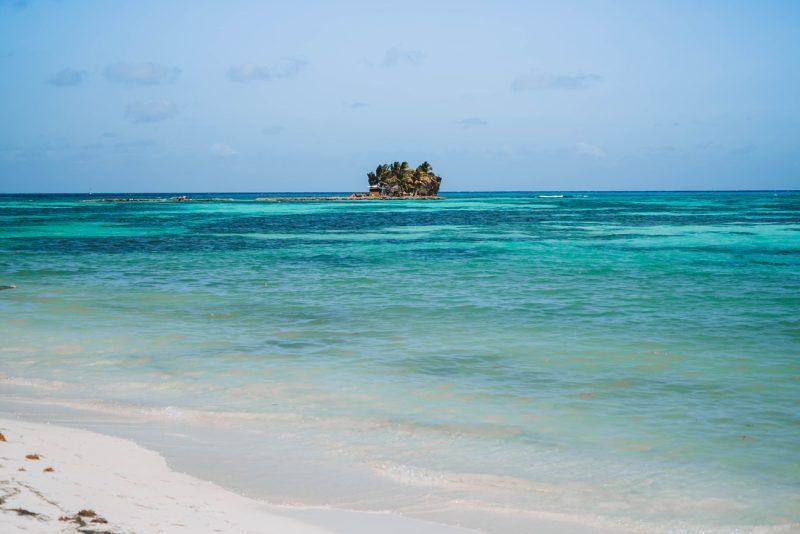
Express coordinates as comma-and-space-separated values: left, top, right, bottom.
1, 189, 799, 195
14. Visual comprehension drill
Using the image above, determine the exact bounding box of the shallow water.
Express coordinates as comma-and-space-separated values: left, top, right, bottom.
1, 191, 799, 532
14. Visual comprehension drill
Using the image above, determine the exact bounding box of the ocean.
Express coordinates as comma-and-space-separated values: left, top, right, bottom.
1, 191, 798, 532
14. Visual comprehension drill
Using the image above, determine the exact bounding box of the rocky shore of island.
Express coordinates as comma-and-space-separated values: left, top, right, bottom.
254, 195, 443, 202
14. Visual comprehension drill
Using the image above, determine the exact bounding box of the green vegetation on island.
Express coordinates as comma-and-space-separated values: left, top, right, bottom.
367, 161, 442, 197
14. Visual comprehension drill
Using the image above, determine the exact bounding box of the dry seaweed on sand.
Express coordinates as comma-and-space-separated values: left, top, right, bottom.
11, 507, 41, 518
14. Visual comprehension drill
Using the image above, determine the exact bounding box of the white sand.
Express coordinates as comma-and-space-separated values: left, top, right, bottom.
0, 418, 473, 534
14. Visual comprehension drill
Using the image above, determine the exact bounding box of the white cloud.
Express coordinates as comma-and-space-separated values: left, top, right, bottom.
512, 69, 602, 91
125, 99, 178, 123
380, 47, 425, 67
575, 142, 606, 158
227, 59, 308, 83
457, 117, 487, 129
105, 62, 181, 85
48, 68, 87, 87
210, 143, 237, 157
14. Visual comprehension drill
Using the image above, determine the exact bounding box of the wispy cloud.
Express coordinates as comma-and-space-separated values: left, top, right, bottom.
347, 101, 369, 109
512, 69, 602, 91
125, 99, 178, 123
227, 59, 308, 83
48, 68, 87, 87
105, 62, 181, 85
575, 142, 606, 158
730, 144, 757, 154
210, 143, 237, 157
457, 117, 487, 129
1, 138, 157, 161
645, 145, 677, 154
262, 125, 285, 135
695, 141, 714, 151
84, 139, 158, 152
380, 46, 425, 67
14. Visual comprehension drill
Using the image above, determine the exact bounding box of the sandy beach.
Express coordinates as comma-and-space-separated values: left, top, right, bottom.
0, 418, 473, 534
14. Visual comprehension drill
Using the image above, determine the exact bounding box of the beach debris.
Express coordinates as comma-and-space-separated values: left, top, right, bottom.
13, 509, 38, 517
0, 285, 16, 290
17, 467, 25, 472
58, 509, 108, 533
11, 508, 40, 517
43, 467, 55, 472
59, 514, 86, 527
0, 431, 6, 441
25, 453, 41, 460
11, 507, 41, 518
59, 509, 110, 530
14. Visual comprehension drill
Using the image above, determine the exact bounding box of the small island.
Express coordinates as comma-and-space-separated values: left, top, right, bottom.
367, 161, 442, 198
256, 161, 444, 202
84, 163, 444, 203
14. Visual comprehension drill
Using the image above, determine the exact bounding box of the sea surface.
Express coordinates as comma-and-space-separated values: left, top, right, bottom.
1, 191, 798, 532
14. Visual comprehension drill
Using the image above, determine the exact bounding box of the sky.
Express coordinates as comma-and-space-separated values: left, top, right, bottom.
1, 0, 799, 192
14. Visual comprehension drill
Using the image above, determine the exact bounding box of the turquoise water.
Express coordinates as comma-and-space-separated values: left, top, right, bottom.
1, 192, 799, 532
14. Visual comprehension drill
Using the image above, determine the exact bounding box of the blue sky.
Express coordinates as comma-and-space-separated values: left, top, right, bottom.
1, 0, 798, 192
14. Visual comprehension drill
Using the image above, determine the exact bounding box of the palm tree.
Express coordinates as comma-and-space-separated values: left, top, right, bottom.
366, 161, 441, 197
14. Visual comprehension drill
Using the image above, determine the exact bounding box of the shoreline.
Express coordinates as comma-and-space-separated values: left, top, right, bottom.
0, 397, 627, 534
0, 417, 474, 534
